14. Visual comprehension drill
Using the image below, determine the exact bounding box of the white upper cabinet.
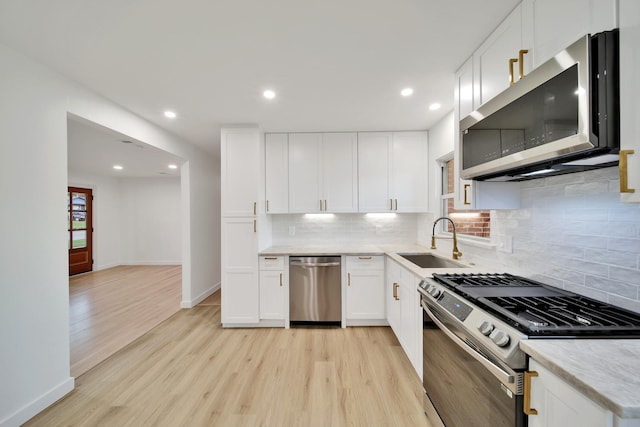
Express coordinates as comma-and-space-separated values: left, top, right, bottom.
620, 0, 640, 203
265, 133, 289, 213
322, 133, 358, 213
529, 0, 618, 68
221, 128, 261, 217
473, 3, 532, 108
288, 132, 358, 213
358, 132, 392, 212
358, 131, 428, 213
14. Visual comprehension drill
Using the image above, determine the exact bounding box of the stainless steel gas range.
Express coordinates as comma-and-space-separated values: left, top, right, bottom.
419, 273, 640, 427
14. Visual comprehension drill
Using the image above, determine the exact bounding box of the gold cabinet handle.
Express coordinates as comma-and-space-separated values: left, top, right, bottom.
389, 198, 393, 210
253, 219, 256, 233
524, 371, 539, 415
358, 256, 372, 260
347, 273, 351, 286
324, 200, 327, 211
463, 183, 471, 205
320, 199, 323, 211
394, 199, 398, 211
509, 58, 518, 86
266, 200, 269, 212
253, 202, 257, 215
393, 283, 399, 300
279, 273, 283, 287
264, 257, 278, 260
518, 49, 529, 79
620, 150, 636, 193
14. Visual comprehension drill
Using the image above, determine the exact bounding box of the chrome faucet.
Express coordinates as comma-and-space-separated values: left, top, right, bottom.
431, 217, 462, 260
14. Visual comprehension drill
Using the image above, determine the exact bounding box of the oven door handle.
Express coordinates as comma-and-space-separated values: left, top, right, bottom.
422, 300, 515, 385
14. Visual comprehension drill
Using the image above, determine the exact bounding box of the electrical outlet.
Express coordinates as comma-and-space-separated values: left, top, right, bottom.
289, 226, 295, 236
497, 235, 513, 253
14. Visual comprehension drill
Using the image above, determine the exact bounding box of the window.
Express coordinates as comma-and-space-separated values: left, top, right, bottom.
440, 159, 491, 238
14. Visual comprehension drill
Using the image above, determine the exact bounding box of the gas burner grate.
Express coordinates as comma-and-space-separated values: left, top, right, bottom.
481, 295, 640, 333
432, 273, 544, 288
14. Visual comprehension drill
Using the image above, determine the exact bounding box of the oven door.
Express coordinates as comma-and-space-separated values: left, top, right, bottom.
422, 299, 525, 427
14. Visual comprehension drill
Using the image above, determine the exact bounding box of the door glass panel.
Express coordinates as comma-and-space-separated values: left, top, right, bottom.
72, 193, 87, 211
68, 232, 71, 249
72, 230, 87, 249
72, 211, 87, 230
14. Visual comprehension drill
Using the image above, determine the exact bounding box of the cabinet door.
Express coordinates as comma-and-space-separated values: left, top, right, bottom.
398, 268, 417, 371
358, 132, 392, 212
322, 133, 358, 212
346, 271, 385, 319
265, 133, 289, 214
528, 359, 612, 427
474, 4, 526, 107
531, 0, 618, 68
456, 56, 475, 119
385, 258, 402, 335
221, 128, 260, 217
620, 0, 640, 203
391, 132, 428, 212
221, 217, 259, 324
259, 270, 285, 320
288, 133, 322, 213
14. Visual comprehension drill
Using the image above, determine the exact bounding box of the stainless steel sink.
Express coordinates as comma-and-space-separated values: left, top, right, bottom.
398, 253, 468, 269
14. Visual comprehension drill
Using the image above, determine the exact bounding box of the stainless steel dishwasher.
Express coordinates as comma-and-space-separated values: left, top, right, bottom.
289, 256, 341, 323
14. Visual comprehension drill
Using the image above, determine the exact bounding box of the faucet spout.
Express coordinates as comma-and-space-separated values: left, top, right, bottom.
431, 216, 462, 260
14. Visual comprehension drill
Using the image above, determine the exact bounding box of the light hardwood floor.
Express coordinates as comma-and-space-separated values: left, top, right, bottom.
28, 292, 430, 426
69, 265, 182, 377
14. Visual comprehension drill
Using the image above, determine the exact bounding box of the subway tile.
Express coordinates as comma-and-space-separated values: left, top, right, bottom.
563, 234, 608, 249
608, 207, 640, 222
584, 248, 638, 269
564, 180, 610, 196
607, 238, 640, 254
553, 257, 609, 277
610, 266, 640, 286
544, 267, 585, 285
584, 275, 638, 299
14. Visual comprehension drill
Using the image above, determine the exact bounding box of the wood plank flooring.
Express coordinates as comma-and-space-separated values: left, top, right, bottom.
29, 292, 430, 426
69, 265, 182, 377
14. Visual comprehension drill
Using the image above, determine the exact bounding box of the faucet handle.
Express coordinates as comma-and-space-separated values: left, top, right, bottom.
453, 249, 462, 260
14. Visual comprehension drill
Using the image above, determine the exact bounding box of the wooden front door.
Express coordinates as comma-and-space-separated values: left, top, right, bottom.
68, 187, 93, 275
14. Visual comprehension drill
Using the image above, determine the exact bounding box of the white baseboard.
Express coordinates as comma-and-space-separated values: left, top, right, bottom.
345, 319, 389, 327
180, 282, 220, 308
0, 377, 74, 427
93, 262, 120, 271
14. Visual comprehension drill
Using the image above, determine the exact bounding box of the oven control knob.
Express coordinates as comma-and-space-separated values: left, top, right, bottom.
478, 321, 494, 336
490, 329, 510, 347
429, 287, 441, 298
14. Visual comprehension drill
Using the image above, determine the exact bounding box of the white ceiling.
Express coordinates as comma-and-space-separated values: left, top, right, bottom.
0, 0, 520, 155
67, 117, 184, 178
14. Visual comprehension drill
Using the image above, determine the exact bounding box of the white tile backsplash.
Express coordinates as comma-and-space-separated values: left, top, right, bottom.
428, 167, 640, 314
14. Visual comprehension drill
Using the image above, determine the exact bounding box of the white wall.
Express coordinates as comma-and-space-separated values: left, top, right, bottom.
120, 177, 181, 265
68, 170, 123, 270
0, 41, 218, 427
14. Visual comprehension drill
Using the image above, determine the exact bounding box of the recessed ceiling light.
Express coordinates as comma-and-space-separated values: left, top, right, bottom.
168, 164, 178, 169
263, 90, 276, 99
113, 165, 123, 170
429, 103, 442, 111
401, 88, 414, 97
164, 111, 177, 119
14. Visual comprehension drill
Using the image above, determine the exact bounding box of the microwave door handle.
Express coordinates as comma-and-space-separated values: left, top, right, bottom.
422, 300, 515, 385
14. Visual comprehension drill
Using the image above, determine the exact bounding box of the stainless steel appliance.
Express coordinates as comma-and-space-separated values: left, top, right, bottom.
461, 30, 619, 182
419, 273, 640, 427
289, 256, 341, 323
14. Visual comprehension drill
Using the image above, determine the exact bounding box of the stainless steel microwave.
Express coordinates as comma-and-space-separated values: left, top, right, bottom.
460, 30, 619, 181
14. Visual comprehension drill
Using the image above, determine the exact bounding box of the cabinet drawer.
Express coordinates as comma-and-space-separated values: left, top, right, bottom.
346, 255, 384, 270
259, 256, 285, 270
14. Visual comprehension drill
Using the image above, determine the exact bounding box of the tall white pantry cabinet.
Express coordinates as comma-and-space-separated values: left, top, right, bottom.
221, 127, 263, 325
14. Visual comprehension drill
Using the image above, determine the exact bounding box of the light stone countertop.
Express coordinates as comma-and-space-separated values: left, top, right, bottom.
520, 339, 640, 419
259, 243, 492, 277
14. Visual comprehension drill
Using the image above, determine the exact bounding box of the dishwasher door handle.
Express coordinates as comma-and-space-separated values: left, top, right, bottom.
290, 262, 341, 267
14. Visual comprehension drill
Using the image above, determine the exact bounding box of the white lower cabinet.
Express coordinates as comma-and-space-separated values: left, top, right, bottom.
221, 217, 259, 325
527, 359, 640, 427
385, 256, 422, 379
346, 256, 386, 325
259, 256, 286, 321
